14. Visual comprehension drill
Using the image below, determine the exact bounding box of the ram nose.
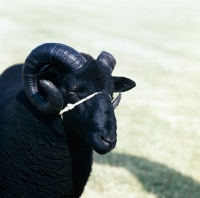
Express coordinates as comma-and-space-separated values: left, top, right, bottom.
101, 135, 117, 149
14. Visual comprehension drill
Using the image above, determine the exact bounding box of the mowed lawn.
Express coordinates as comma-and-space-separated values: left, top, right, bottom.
1, 0, 200, 197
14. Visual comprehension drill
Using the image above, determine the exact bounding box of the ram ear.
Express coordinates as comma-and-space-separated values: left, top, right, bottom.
113, 76, 136, 92
37, 65, 62, 86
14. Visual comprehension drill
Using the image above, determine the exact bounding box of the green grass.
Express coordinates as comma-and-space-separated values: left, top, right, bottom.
1, 0, 200, 197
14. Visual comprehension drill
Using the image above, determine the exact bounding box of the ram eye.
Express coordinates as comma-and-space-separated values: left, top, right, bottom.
69, 90, 76, 95
68, 86, 78, 95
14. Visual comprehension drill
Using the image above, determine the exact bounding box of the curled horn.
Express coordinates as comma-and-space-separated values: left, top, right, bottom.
112, 93, 122, 109
22, 43, 86, 114
97, 51, 116, 73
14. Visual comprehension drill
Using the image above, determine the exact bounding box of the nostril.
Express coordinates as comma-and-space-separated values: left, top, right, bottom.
101, 136, 116, 145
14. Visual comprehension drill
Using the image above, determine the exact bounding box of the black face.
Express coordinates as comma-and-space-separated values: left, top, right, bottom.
38, 54, 136, 154
59, 58, 115, 154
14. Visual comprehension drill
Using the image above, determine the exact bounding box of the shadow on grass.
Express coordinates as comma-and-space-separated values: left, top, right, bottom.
94, 152, 200, 198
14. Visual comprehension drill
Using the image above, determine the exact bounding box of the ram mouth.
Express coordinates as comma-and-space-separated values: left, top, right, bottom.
101, 138, 110, 147
101, 136, 116, 147
91, 137, 117, 155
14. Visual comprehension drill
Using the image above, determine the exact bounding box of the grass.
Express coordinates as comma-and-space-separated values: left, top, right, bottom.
1, 0, 200, 197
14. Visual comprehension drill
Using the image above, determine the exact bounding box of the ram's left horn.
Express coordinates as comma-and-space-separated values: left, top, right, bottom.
97, 51, 116, 73
112, 93, 122, 109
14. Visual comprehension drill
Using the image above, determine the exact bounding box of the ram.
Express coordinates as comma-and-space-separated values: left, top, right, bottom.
0, 43, 135, 198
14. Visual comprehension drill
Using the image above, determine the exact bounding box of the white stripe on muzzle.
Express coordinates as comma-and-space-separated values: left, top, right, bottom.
59, 92, 101, 119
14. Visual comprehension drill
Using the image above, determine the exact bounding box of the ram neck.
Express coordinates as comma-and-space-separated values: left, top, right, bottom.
0, 90, 93, 197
